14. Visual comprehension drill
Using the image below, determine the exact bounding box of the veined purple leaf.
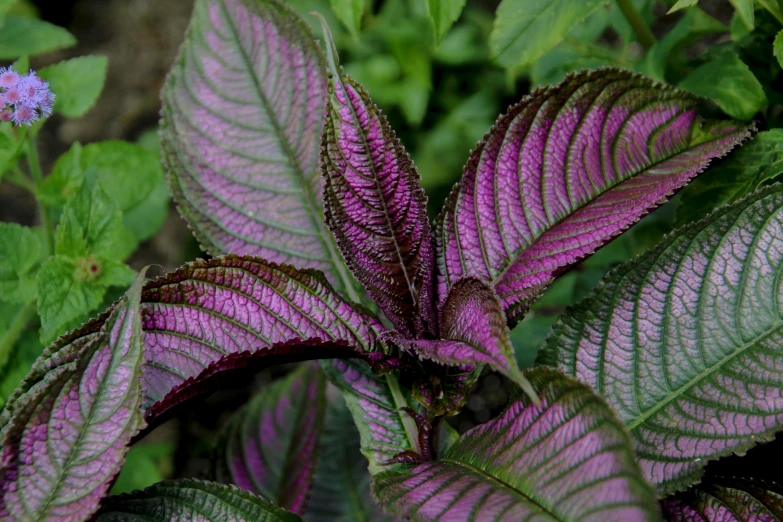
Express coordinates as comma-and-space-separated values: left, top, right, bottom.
214, 362, 326, 515
96, 479, 302, 521
318, 17, 437, 337
435, 68, 750, 325
372, 368, 660, 521
539, 185, 783, 495
0, 269, 148, 521
661, 477, 783, 521
160, 0, 360, 296
319, 359, 419, 474
386, 277, 536, 408
305, 385, 398, 522
139, 255, 383, 419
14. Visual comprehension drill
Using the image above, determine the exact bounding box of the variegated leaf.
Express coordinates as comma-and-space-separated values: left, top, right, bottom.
661, 477, 783, 521
435, 68, 750, 325
539, 185, 783, 494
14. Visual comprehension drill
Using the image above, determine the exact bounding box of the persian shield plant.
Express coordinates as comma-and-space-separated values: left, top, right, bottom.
3, 0, 783, 521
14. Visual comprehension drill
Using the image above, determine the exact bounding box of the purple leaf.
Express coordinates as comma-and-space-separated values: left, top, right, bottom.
214, 362, 326, 515
160, 0, 360, 296
139, 255, 384, 419
661, 477, 783, 521
385, 277, 536, 409
539, 185, 783, 495
96, 479, 303, 521
435, 68, 750, 325
317, 17, 437, 337
372, 368, 660, 521
0, 269, 148, 521
305, 385, 398, 522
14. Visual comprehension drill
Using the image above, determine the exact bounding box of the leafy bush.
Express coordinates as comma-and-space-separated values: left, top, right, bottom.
1, 0, 783, 521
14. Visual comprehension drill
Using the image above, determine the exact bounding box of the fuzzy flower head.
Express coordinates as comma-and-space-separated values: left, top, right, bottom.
0, 67, 54, 126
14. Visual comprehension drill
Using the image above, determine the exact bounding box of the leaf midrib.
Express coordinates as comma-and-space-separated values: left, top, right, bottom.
216, 0, 359, 301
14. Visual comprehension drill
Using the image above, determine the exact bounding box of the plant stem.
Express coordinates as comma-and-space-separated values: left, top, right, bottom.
616, 0, 656, 50
0, 301, 36, 374
25, 138, 54, 256
386, 373, 421, 454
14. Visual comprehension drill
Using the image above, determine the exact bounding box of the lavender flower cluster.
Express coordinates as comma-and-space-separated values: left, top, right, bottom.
0, 67, 54, 126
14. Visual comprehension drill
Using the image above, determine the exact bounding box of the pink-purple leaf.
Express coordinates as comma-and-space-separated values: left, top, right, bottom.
318, 17, 437, 337
160, 0, 359, 296
139, 255, 383, 420
372, 368, 660, 521
96, 479, 303, 521
0, 269, 148, 522
435, 68, 750, 325
214, 362, 326, 515
661, 477, 783, 521
539, 185, 783, 495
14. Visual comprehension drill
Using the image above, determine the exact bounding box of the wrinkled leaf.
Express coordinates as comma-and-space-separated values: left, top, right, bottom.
0, 269, 147, 521
426, 0, 465, 44
215, 363, 326, 515
0, 222, 40, 303
139, 255, 383, 419
373, 368, 660, 521
38, 56, 108, 118
306, 387, 397, 521
661, 477, 783, 521
677, 129, 783, 226
539, 185, 783, 495
0, 15, 75, 59
319, 19, 437, 337
161, 0, 359, 296
436, 68, 749, 325
489, 0, 606, 68
97, 479, 302, 521
678, 51, 766, 121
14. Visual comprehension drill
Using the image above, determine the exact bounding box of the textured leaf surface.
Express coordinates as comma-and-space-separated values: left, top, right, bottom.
372, 368, 660, 522
215, 363, 326, 515
320, 360, 417, 474
676, 130, 783, 227
0, 269, 147, 521
96, 479, 302, 521
161, 0, 357, 294
539, 185, 783, 495
320, 20, 437, 337
435, 68, 749, 324
139, 255, 383, 418
305, 387, 397, 522
661, 477, 783, 521
489, 0, 606, 68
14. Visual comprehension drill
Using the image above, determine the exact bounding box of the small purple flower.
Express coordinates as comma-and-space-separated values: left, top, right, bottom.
0, 67, 54, 127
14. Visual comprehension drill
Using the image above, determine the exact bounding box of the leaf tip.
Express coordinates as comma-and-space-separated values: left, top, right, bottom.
311, 11, 339, 76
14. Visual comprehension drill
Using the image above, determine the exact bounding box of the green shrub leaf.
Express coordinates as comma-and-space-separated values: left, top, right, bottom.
0, 15, 75, 59
38, 56, 108, 118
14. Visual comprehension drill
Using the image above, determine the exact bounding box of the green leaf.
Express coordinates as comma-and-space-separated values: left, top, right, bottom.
111, 442, 174, 495
667, 0, 698, 14
539, 185, 783, 494
489, 0, 606, 68
426, 0, 465, 44
0, 0, 16, 18
0, 222, 41, 303
37, 56, 108, 118
97, 479, 303, 521
37, 142, 84, 207
678, 51, 766, 121
676, 130, 783, 226
330, 0, 363, 39
775, 29, 783, 68
0, 327, 41, 409
730, 0, 754, 29
0, 15, 75, 59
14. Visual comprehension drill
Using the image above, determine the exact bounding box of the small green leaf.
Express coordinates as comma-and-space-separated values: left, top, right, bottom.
0, 223, 41, 304
0, 15, 75, 59
329, 0, 363, 39
0, 127, 24, 182
775, 29, 783, 68
667, 0, 698, 14
489, 0, 606, 68
38, 56, 108, 118
677, 130, 783, 226
426, 0, 466, 44
37, 142, 84, 207
678, 51, 767, 120
729, 0, 754, 29
111, 443, 174, 495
